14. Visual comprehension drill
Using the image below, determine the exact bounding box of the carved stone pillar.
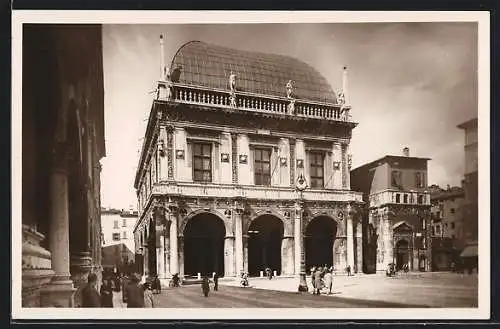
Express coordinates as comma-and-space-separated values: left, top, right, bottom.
22, 225, 55, 307
224, 235, 235, 277
281, 236, 294, 275
346, 205, 355, 271
334, 236, 347, 273
70, 251, 92, 307
178, 236, 184, 277
233, 202, 244, 275
243, 235, 249, 274
40, 144, 76, 307
376, 207, 393, 272
169, 206, 179, 275
355, 219, 363, 273
294, 200, 308, 291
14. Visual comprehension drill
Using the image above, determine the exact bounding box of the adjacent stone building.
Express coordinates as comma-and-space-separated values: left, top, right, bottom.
21, 25, 105, 307
430, 185, 465, 271
457, 117, 478, 272
133, 37, 363, 286
350, 148, 432, 273
101, 208, 138, 272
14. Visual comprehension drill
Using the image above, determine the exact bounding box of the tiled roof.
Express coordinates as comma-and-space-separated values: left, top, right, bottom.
170, 41, 337, 103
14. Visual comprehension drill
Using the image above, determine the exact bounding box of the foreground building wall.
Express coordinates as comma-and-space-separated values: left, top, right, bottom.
21, 25, 105, 307
133, 38, 364, 281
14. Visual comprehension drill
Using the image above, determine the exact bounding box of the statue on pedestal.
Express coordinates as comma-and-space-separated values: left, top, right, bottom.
286, 80, 294, 99
229, 71, 237, 107
337, 89, 345, 106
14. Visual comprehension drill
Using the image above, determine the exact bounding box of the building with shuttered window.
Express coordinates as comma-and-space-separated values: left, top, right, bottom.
133, 37, 363, 285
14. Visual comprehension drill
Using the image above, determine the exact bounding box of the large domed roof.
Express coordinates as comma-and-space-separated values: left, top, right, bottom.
170, 41, 337, 104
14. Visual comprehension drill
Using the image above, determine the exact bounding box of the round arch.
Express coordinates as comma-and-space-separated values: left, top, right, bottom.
180, 209, 231, 235
246, 210, 290, 235
305, 215, 338, 273
247, 214, 284, 277
395, 239, 411, 271
183, 212, 226, 277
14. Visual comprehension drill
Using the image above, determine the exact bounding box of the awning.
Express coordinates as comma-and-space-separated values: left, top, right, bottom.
460, 244, 478, 258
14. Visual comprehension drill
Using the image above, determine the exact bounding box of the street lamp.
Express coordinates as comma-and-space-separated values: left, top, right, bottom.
296, 173, 308, 292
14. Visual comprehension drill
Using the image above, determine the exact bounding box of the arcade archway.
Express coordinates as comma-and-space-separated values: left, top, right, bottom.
305, 216, 337, 273
184, 213, 225, 277
248, 215, 284, 277
395, 239, 410, 271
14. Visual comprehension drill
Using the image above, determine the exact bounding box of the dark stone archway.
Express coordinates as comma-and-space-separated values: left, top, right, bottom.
395, 239, 410, 271
305, 216, 337, 273
183, 212, 225, 277
248, 215, 284, 277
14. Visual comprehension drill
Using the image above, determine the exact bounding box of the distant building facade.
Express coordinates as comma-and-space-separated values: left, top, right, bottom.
21, 25, 105, 307
133, 38, 363, 283
101, 208, 138, 271
430, 185, 465, 271
457, 117, 478, 272
350, 148, 432, 273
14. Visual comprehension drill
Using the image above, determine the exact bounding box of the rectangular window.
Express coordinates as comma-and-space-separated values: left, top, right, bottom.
254, 148, 271, 186
391, 170, 402, 187
122, 218, 127, 227
112, 233, 120, 241
122, 231, 127, 239
417, 195, 424, 204
451, 222, 455, 229
309, 152, 324, 189
415, 172, 424, 188
436, 225, 441, 235
193, 143, 212, 182
113, 220, 119, 229
450, 208, 455, 214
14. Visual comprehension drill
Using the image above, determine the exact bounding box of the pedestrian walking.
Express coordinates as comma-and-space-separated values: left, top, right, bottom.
152, 275, 161, 294
324, 268, 333, 295
310, 267, 316, 292
213, 272, 219, 291
202, 276, 210, 297
126, 273, 145, 308
143, 282, 155, 308
81, 273, 101, 307
313, 268, 322, 295
346, 265, 352, 276
100, 277, 114, 307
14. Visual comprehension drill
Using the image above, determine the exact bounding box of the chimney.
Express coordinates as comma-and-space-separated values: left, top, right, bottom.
403, 147, 410, 157
342, 66, 349, 105
160, 34, 165, 80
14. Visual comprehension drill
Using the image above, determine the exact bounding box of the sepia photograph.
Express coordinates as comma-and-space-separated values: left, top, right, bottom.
11, 11, 490, 320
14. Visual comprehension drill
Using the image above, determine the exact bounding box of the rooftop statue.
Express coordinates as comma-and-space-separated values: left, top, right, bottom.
286, 80, 294, 99
337, 90, 345, 105
229, 71, 236, 92
171, 65, 183, 83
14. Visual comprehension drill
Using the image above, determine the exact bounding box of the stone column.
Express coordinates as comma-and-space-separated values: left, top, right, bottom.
169, 210, 179, 275
377, 208, 393, 272
178, 236, 184, 277
243, 235, 249, 274
293, 204, 301, 276
346, 205, 355, 272
234, 204, 244, 275
334, 237, 347, 273
157, 227, 166, 278
224, 235, 235, 277
40, 145, 76, 307
355, 220, 363, 273
281, 236, 294, 275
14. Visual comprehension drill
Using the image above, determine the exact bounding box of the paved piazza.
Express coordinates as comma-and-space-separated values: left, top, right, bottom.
114, 272, 477, 308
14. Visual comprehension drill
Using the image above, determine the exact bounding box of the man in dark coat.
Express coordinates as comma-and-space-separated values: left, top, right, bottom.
100, 277, 114, 307
201, 276, 210, 297
126, 273, 145, 308
213, 272, 219, 291
81, 273, 101, 307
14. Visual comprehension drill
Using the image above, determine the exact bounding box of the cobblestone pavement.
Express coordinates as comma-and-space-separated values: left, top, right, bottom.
220, 272, 478, 308
112, 272, 477, 308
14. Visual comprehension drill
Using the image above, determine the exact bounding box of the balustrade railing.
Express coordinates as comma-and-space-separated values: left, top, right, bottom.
152, 182, 363, 202
164, 82, 350, 122
369, 189, 431, 207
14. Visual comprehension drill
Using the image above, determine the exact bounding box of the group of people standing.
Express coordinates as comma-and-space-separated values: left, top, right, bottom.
310, 266, 334, 295
80, 272, 159, 308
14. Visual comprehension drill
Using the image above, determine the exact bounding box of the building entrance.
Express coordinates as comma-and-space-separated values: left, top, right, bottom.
395, 239, 410, 271
305, 216, 337, 273
248, 215, 284, 277
183, 213, 225, 277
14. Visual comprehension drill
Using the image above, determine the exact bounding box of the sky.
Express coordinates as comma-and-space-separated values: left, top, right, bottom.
100, 23, 478, 210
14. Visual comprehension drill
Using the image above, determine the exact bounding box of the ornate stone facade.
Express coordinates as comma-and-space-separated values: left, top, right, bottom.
133, 39, 362, 282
